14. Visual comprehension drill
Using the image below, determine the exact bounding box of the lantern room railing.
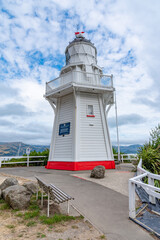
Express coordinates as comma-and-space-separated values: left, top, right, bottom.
46, 70, 113, 94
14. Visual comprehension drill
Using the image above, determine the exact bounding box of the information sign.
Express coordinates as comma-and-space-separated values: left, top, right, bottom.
59, 122, 70, 136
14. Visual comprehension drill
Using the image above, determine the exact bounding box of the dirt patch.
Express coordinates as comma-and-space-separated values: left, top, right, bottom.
0, 173, 105, 240
0, 205, 103, 240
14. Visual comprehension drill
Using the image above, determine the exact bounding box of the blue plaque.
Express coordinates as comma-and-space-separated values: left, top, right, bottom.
59, 122, 70, 136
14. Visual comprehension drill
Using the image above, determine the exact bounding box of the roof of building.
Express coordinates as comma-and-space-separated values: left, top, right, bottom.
69, 36, 94, 45
65, 35, 96, 54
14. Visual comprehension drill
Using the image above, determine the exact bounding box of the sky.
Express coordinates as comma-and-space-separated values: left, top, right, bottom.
0, 0, 160, 146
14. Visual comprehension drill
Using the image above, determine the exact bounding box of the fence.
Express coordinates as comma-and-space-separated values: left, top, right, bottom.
0, 156, 46, 168
46, 70, 113, 94
114, 154, 138, 163
129, 158, 160, 218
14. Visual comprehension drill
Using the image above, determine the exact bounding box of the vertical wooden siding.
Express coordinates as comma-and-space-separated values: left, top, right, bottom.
53, 93, 74, 161
79, 92, 108, 161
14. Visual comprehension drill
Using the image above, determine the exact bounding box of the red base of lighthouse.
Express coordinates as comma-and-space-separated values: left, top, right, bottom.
45, 160, 115, 171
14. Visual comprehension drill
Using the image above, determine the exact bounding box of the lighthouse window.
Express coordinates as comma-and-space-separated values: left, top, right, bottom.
87, 105, 94, 115
66, 51, 70, 65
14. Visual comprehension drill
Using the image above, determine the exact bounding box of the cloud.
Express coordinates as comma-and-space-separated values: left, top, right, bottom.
0, 0, 160, 145
108, 114, 146, 128
0, 103, 34, 116
0, 119, 15, 127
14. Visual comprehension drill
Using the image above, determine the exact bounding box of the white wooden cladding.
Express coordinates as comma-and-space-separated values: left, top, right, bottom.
49, 91, 113, 162
52, 93, 74, 161
79, 92, 108, 161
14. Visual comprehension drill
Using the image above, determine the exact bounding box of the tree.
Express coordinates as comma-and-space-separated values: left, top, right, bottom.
150, 124, 160, 149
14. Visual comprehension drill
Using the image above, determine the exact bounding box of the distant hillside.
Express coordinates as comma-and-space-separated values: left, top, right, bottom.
0, 142, 49, 156
113, 144, 142, 154
0, 142, 142, 156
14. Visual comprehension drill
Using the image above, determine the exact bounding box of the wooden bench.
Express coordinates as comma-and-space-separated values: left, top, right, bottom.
35, 176, 74, 217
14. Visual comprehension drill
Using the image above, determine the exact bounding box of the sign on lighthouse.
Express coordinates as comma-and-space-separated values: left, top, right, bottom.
44, 32, 115, 170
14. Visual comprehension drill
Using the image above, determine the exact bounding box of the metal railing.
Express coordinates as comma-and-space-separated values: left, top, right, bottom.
46, 70, 113, 94
129, 158, 160, 218
114, 154, 138, 162
0, 156, 46, 168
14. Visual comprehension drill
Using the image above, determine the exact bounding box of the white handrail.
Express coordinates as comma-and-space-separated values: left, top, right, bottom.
129, 158, 160, 218
0, 156, 47, 168
46, 70, 113, 94
114, 153, 138, 163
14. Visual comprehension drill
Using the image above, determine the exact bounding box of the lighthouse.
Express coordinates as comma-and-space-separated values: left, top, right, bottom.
45, 32, 115, 170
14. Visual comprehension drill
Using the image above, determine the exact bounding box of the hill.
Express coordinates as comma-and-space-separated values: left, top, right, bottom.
0, 142, 49, 156
113, 144, 142, 154
0, 142, 142, 156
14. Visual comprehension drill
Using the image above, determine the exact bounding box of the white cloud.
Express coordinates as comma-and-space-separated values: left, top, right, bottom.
0, 0, 160, 146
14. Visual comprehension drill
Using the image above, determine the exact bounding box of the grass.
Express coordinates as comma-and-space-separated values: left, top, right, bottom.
40, 214, 75, 225
6, 224, 15, 229
16, 212, 23, 217
0, 199, 5, 204
71, 225, 78, 229
28, 202, 40, 211
0, 203, 10, 210
100, 235, 106, 239
40, 234, 46, 238
77, 215, 84, 219
37, 233, 46, 238
18, 234, 23, 237
26, 221, 36, 227
24, 210, 40, 219
11, 209, 19, 213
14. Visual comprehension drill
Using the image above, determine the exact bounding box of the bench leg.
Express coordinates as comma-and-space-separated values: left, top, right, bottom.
41, 190, 43, 207
67, 201, 69, 215
47, 192, 50, 217
36, 189, 38, 201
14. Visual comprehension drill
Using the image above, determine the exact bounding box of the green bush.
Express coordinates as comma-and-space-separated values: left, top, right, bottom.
2, 148, 49, 167
138, 124, 160, 187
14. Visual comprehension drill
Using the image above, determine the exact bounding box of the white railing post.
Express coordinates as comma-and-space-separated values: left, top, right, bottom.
121, 155, 124, 163
148, 176, 156, 204
27, 155, 29, 167
137, 158, 142, 176
129, 180, 136, 218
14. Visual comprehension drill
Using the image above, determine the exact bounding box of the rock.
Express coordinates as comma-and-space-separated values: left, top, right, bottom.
0, 177, 19, 191
2, 185, 32, 209
22, 182, 38, 194
90, 165, 105, 179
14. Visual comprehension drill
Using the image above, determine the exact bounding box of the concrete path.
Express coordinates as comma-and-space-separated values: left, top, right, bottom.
0, 167, 153, 240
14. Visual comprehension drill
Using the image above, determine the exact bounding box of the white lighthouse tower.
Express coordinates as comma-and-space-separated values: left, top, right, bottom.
45, 32, 115, 170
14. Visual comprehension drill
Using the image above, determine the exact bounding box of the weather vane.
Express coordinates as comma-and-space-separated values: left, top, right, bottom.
75, 24, 84, 38
75, 31, 85, 38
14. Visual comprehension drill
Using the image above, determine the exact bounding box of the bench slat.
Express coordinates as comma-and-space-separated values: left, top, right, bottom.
50, 184, 74, 200
35, 176, 74, 204
49, 185, 71, 201
48, 187, 65, 203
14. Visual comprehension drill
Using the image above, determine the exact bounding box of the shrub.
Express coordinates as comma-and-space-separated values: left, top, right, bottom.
138, 124, 160, 187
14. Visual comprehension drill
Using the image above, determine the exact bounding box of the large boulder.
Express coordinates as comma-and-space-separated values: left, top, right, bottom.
2, 185, 32, 209
22, 182, 38, 194
0, 177, 19, 191
90, 165, 105, 179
